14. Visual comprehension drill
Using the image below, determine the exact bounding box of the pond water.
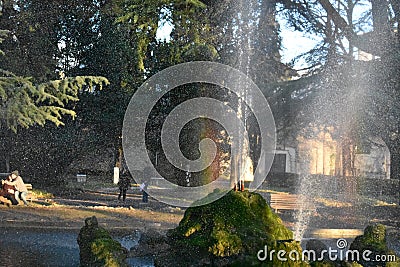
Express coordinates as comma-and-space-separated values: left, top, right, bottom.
0, 228, 396, 266
0, 228, 80, 267
0, 228, 154, 267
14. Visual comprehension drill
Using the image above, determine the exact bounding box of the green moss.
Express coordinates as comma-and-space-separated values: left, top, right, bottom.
353, 224, 387, 252
310, 261, 337, 267
310, 261, 365, 267
163, 190, 308, 266
91, 238, 126, 267
209, 229, 242, 256
77, 216, 127, 267
350, 224, 399, 267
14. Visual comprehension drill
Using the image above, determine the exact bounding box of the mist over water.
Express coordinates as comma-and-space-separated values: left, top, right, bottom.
293, 63, 374, 240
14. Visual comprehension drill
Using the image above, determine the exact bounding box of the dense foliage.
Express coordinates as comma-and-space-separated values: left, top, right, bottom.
1, 0, 400, 183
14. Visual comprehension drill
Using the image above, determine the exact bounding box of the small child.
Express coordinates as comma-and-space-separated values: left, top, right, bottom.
140, 180, 149, 203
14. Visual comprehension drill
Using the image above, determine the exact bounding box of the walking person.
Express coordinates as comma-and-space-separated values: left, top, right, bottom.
141, 166, 152, 203
117, 175, 131, 202
3, 170, 29, 205
140, 180, 149, 203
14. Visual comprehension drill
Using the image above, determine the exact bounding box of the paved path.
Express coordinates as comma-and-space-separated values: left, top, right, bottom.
0, 188, 185, 232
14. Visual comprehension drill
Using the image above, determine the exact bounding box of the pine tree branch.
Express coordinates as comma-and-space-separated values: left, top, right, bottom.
0, 73, 109, 132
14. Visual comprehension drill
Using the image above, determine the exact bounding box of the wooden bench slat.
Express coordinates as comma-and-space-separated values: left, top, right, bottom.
270, 193, 315, 212
25, 184, 33, 202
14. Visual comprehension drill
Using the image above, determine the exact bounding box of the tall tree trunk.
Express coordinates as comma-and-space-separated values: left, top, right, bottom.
5, 154, 10, 173
317, 0, 394, 56
0, 127, 13, 172
370, 0, 392, 53
388, 143, 400, 180
390, 0, 400, 39
387, 142, 400, 205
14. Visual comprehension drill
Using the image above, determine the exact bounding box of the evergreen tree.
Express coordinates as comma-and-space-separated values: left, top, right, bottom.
0, 2, 108, 174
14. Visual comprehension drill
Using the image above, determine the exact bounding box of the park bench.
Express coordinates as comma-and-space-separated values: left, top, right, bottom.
25, 184, 33, 191
26, 183, 33, 201
269, 193, 316, 213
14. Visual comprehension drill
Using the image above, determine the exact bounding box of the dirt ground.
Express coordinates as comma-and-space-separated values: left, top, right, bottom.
0, 189, 185, 233
0, 187, 398, 237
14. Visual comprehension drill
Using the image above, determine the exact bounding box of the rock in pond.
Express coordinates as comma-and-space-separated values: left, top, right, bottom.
156, 190, 309, 266
350, 224, 399, 267
77, 216, 128, 267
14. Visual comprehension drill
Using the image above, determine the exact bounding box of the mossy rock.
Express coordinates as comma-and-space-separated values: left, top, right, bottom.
310, 261, 336, 267
350, 224, 399, 267
310, 261, 364, 267
157, 190, 309, 266
77, 216, 128, 267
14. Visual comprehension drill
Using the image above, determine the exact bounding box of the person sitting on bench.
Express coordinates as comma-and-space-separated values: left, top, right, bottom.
2, 170, 29, 206
1, 175, 19, 205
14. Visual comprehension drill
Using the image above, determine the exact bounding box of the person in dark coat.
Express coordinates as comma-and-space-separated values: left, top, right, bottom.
117, 175, 131, 202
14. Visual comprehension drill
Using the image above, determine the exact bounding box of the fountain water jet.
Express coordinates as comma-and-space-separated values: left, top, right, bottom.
292, 62, 380, 241
229, 0, 258, 189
